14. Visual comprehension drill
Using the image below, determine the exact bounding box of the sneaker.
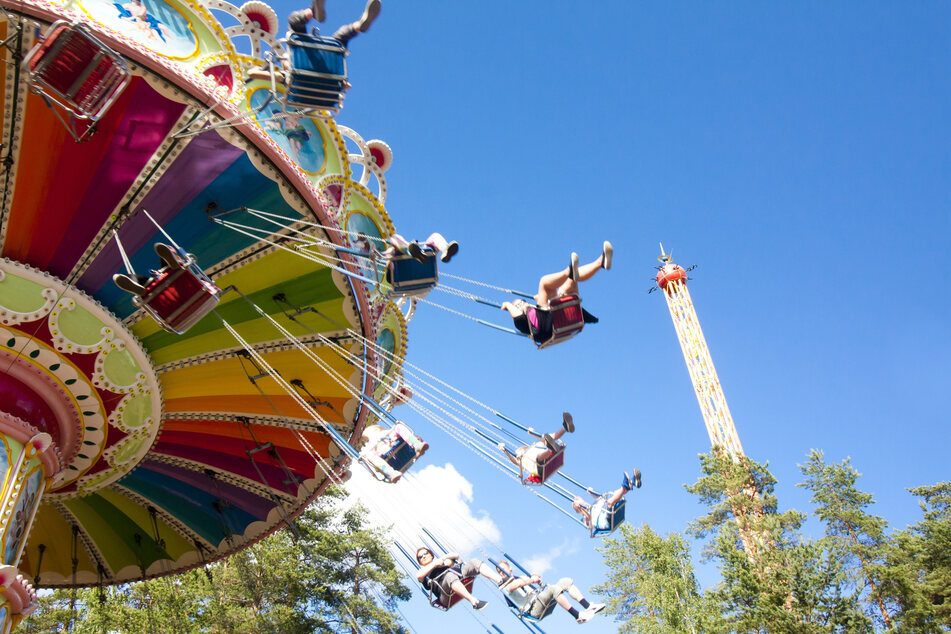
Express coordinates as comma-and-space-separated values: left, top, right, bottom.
562, 411, 575, 433
154, 243, 181, 269
602, 240, 613, 270
357, 0, 381, 33
577, 608, 595, 623
416, 442, 429, 457
543, 434, 559, 452
441, 241, 459, 263
622, 468, 642, 491
287, 9, 311, 34
569, 252, 580, 281
407, 242, 427, 263
473, 600, 488, 611
589, 602, 606, 614
113, 273, 146, 296
311, 0, 325, 22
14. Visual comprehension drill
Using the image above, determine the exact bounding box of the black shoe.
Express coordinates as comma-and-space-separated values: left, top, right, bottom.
407, 242, 427, 264
562, 411, 575, 433
154, 243, 181, 269
543, 434, 559, 452
288, 9, 311, 33
473, 600, 488, 611
113, 274, 146, 296
442, 241, 459, 263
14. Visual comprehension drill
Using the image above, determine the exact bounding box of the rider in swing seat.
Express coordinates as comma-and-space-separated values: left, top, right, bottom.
112, 242, 186, 296
500, 241, 612, 344
246, 0, 381, 83
495, 560, 606, 624
573, 468, 642, 535
498, 411, 574, 484
359, 423, 427, 482
415, 548, 502, 611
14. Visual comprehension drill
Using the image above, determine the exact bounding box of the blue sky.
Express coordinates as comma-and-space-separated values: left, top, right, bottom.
277, 2, 951, 632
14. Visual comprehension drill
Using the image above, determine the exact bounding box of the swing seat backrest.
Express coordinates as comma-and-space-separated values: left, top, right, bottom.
386, 252, 438, 298
23, 21, 130, 121
382, 439, 417, 472
519, 444, 565, 486
591, 497, 626, 538
133, 263, 221, 335
285, 33, 348, 114
534, 295, 584, 349
428, 572, 475, 610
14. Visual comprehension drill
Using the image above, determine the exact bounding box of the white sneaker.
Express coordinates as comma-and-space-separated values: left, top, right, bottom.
589, 602, 606, 614
602, 241, 613, 270
577, 608, 595, 623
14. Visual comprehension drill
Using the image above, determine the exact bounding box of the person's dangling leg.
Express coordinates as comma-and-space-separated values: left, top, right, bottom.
391, 422, 427, 454
330, 0, 381, 46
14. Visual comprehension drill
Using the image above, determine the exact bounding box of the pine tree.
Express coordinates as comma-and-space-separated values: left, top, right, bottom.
798, 449, 896, 629
884, 482, 951, 632
593, 523, 724, 633
686, 448, 870, 633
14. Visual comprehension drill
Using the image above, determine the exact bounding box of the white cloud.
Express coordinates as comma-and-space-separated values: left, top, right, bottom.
345, 462, 501, 561
522, 537, 580, 578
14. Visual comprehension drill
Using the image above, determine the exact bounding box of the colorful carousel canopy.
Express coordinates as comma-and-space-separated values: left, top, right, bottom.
0, 0, 406, 586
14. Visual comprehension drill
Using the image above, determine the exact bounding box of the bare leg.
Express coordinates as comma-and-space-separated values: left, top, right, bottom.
566, 584, 585, 602
478, 563, 502, 584
556, 593, 573, 611
606, 486, 628, 507
536, 268, 575, 307
391, 422, 425, 452
550, 428, 566, 442
450, 580, 479, 605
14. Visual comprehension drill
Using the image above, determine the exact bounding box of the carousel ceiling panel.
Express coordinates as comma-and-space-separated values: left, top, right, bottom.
4, 77, 187, 277
116, 469, 260, 546
23, 505, 99, 583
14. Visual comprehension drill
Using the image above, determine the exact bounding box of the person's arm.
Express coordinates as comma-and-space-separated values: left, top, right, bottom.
443, 552, 460, 562
503, 575, 540, 591
498, 443, 519, 468
416, 562, 437, 582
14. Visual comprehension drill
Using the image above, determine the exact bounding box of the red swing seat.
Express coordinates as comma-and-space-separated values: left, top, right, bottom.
133, 263, 221, 334
23, 20, 130, 121
428, 571, 475, 610
531, 294, 585, 349
519, 444, 565, 486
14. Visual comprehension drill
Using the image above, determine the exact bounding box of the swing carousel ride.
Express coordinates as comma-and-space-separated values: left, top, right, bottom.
0, 0, 409, 627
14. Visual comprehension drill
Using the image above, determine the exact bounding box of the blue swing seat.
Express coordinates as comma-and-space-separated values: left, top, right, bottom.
590, 497, 626, 537
386, 252, 438, 298
284, 33, 348, 113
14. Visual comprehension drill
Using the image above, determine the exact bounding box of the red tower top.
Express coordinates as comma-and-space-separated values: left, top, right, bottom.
656, 262, 687, 291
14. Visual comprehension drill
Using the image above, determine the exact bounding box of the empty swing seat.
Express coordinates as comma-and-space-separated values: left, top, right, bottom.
284, 33, 348, 113
590, 497, 626, 538
23, 20, 130, 121
133, 264, 221, 335
386, 252, 438, 298
531, 294, 584, 349
520, 444, 565, 486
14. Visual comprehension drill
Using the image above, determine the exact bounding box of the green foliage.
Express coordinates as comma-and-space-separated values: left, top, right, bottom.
593, 523, 724, 633
881, 482, 951, 632
798, 449, 897, 629
22, 487, 410, 633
